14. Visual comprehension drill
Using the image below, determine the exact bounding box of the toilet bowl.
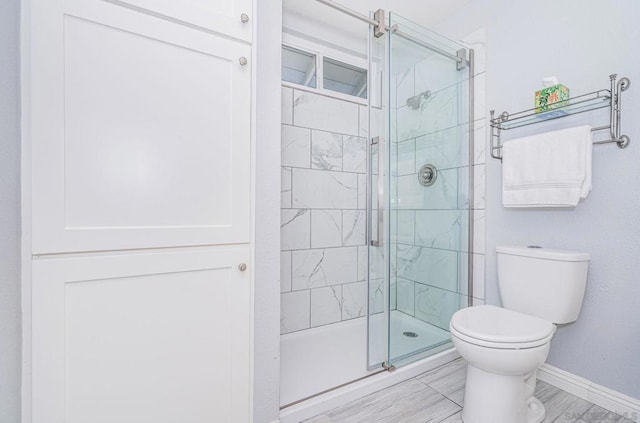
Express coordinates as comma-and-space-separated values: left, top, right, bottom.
450, 246, 589, 423
450, 305, 555, 423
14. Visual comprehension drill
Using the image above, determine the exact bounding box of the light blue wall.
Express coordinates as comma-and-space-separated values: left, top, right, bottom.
0, 0, 21, 420
437, 0, 640, 399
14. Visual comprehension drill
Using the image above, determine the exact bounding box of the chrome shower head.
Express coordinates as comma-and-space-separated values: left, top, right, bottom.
406, 90, 432, 110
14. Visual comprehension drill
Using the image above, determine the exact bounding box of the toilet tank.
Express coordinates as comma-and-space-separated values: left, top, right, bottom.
496, 246, 590, 324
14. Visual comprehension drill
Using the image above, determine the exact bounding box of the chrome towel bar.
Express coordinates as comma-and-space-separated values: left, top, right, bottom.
490, 74, 631, 161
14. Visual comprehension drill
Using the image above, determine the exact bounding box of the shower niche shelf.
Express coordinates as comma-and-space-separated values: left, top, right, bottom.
490, 74, 631, 160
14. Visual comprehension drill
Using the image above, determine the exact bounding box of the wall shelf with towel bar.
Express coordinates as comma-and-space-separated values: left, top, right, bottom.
490, 74, 631, 161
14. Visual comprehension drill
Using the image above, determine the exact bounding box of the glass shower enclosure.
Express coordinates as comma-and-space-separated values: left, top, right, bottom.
367, 12, 474, 370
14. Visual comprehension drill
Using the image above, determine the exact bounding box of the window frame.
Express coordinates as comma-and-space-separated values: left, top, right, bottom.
281, 44, 318, 89
322, 56, 368, 99
281, 33, 369, 105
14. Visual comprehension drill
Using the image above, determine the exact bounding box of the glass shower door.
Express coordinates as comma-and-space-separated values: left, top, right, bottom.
366, 18, 390, 370
368, 11, 474, 370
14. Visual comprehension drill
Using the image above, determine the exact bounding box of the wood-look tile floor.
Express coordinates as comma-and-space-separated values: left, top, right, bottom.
305, 359, 634, 423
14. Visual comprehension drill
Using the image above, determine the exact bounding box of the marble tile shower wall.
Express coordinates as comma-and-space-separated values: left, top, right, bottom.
280, 87, 374, 335
391, 31, 487, 331
280, 30, 487, 336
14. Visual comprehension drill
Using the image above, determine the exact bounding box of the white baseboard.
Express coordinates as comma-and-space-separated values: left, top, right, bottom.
538, 364, 640, 422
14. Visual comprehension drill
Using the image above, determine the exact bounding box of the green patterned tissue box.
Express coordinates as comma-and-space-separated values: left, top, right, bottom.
535, 84, 569, 113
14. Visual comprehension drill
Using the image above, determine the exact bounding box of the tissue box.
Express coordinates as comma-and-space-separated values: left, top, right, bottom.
535, 84, 569, 113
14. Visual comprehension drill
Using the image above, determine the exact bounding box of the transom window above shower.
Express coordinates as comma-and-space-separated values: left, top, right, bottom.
323, 57, 367, 98
282, 45, 317, 88
281, 44, 368, 100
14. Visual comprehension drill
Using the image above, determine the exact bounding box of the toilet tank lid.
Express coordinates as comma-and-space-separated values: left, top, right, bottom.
496, 246, 590, 262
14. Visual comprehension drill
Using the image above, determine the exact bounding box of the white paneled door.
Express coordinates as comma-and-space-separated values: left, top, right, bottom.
31, 0, 251, 254
32, 247, 251, 423
28, 0, 254, 422
106, 0, 253, 42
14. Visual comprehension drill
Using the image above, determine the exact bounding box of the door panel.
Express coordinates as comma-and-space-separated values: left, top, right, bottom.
31, 0, 251, 254
63, 16, 233, 228
29, 1, 254, 420
366, 24, 389, 370
385, 13, 472, 368
32, 247, 251, 423
106, 0, 253, 42
367, 12, 473, 371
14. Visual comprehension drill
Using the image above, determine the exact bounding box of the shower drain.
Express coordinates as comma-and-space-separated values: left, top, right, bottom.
402, 331, 419, 338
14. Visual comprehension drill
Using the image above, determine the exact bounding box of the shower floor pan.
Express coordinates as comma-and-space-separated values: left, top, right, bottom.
280, 310, 450, 406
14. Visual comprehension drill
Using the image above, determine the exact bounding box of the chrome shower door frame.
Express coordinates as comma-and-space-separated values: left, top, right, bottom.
366, 10, 475, 371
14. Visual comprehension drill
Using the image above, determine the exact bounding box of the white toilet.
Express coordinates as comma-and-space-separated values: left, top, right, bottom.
450, 246, 590, 423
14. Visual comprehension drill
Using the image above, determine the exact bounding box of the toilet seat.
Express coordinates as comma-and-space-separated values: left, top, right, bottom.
451, 305, 555, 349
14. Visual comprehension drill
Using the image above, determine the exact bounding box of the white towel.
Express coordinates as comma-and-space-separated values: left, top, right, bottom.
502, 125, 593, 207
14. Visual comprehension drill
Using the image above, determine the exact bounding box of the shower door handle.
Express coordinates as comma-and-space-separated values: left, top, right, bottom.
371, 136, 384, 247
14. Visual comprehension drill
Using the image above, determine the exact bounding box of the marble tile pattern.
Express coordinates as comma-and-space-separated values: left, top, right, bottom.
341, 281, 367, 320
311, 286, 343, 327
342, 210, 366, 246
282, 125, 311, 168
311, 130, 342, 171
282, 167, 292, 208
311, 210, 342, 249
293, 89, 359, 136
281, 209, 311, 251
343, 136, 367, 173
414, 284, 468, 331
281, 26, 489, 335
281, 88, 369, 335
306, 358, 632, 423
282, 86, 293, 125
292, 247, 358, 290
388, 29, 488, 332
280, 290, 310, 334
292, 168, 358, 210
396, 278, 415, 315
368, 277, 385, 315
